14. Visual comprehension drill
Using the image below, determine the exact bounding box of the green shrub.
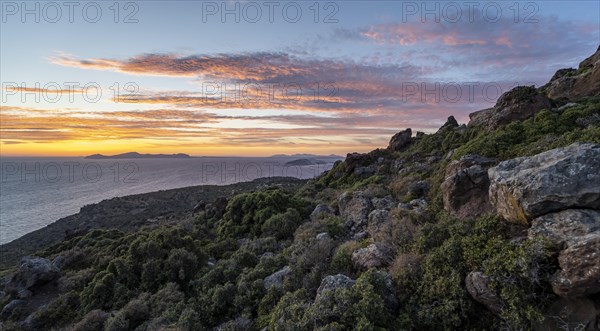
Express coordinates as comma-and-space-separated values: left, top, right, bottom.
217, 188, 310, 239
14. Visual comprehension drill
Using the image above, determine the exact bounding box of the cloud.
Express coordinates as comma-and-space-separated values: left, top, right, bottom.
337, 9, 598, 83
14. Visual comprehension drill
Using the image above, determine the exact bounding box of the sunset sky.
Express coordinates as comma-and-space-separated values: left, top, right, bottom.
1, 0, 599, 156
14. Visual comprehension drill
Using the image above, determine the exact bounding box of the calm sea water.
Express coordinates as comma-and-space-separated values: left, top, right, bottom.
0, 157, 337, 244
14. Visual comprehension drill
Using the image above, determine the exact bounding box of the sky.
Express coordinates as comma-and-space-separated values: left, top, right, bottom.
1, 0, 599, 157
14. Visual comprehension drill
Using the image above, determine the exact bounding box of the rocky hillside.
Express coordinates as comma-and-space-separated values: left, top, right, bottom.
1, 47, 599, 331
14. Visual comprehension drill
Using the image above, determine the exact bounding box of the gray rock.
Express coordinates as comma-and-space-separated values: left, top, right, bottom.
388, 128, 412, 152
529, 209, 600, 248
4, 256, 59, 297
488, 143, 600, 224
316, 232, 331, 240
367, 210, 391, 238
0, 299, 26, 320
316, 274, 355, 300
353, 231, 368, 241
547, 46, 600, 100
397, 202, 412, 210
310, 204, 334, 221
263, 266, 291, 289
371, 196, 396, 210
354, 165, 376, 176
17, 289, 32, 300
338, 191, 373, 230
529, 209, 600, 298
551, 236, 600, 298
51, 255, 65, 270
437, 116, 459, 131
537, 297, 600, 331
409, 199, 428, 212
441, 155, 497, 219
468, 86, 552, 130
466, 271, 504, 315
558, 102, 579, 111
352, 243, 393, 269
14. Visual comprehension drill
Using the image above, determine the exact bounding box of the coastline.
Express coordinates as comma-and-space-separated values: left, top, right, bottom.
0, 177, 306, 270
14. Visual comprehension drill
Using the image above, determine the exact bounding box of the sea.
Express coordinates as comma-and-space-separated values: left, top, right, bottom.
0, 156, 339, 244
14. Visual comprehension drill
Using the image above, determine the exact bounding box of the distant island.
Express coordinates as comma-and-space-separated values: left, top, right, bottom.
84, 152, 191, 159
284, 158, 329, 166
272, 153, 343, 158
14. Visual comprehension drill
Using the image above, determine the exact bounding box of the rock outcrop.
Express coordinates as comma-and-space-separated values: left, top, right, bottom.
338, 191, 374, 231
437, 116, 459, 132
492, 143, 600, 298
547, 46, 600, 100
316, 274, 355, 300
388, 128, 412, 151
264, 266, 291, 289
441, 155, 497, 219
488, 142, 600, 224
529, 209, 600, 298
310, 204, 335, 221
371, 196, 396, 210
466, 271, 504, 315
529, 209, 600, 248
4, 256, 59, 299
366, 209, 391, 238
537, 297, 600, 331
551, 237, 600, 298
351, 243, 393, 269
469, 86, 552, 130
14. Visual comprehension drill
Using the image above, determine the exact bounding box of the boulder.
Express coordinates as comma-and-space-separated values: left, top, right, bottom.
437, 116, 459, 132
529, 209, 600, 298
388, 128, 412, 151
537, 297, 600, 331
315, 274, 355, 300
551, 236, 600, 298
352, 243, 393, 269
352, 231, 369, 241
468, 86, 552, 130
367, 209, 391, 238
354, 165, 376, 176
466, 271, 504, 315
344, 152, 377, 175
441, 155, 497, 219
396, 199, 428, 214
264, 266, 291, 289
0, 299, 26, 320
409, 199, 428, 213
4, 256, 59, 298
529, 209, 600, 248
316, 232, 331, 240
310, 204, 334, 221
371, 196, 396, 210
547, 46, 600, 100
338, 191, 373, 230
488, 143, 600, 224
